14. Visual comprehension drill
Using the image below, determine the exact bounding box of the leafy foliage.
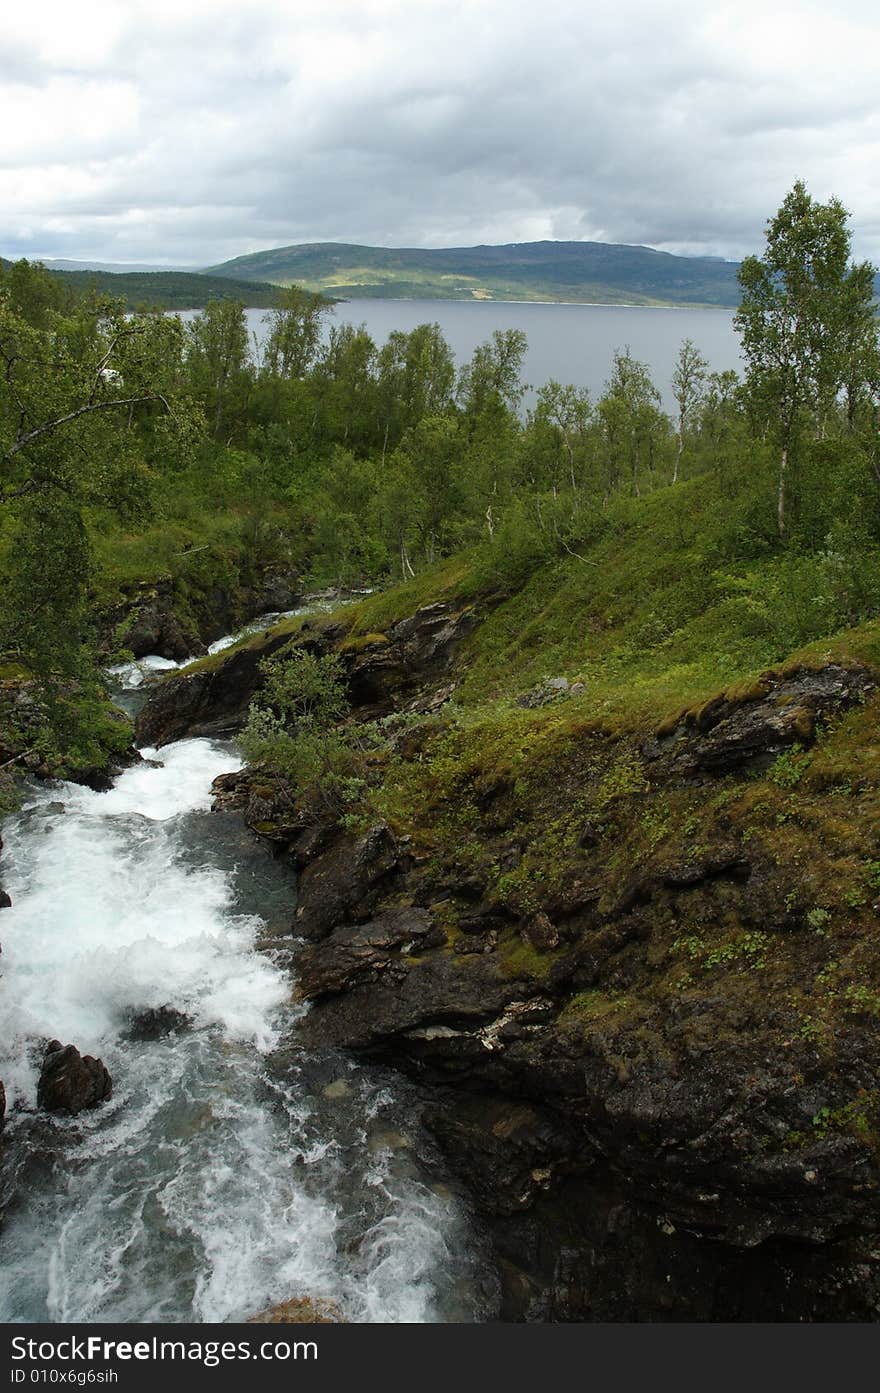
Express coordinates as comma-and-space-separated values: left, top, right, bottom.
238, 648, 359, 805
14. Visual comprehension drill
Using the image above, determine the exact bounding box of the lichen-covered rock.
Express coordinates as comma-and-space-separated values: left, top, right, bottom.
516, 677, 571, 709
37, 1042, 112, 1116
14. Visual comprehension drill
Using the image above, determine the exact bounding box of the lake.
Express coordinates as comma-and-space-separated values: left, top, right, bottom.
234, 299, 743, 414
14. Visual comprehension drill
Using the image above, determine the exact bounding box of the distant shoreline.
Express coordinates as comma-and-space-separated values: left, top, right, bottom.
323, 295, 734, 311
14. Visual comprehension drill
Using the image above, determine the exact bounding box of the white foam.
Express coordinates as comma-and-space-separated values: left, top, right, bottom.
0, 740, 281, 1105
0, 682, 487, 1323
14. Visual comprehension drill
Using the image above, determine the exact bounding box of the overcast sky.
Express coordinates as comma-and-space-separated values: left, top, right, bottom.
3, 0, 879, 267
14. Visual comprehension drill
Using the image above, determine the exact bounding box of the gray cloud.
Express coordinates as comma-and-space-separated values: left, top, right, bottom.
3, 0, 879, 266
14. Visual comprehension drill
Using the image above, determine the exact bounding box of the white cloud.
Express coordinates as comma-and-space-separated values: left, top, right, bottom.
2, 0, 879, 266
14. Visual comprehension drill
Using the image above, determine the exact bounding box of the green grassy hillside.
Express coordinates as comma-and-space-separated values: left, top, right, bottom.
205, 239, 745, 306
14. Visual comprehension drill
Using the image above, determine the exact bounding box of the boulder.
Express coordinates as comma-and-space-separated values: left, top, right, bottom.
516, 677, 570, 709
37, 1042, 112, 1116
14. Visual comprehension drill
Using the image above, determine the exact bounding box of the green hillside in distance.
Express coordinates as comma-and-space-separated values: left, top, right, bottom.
204, 239, 746, 307
0, 258, 285, 310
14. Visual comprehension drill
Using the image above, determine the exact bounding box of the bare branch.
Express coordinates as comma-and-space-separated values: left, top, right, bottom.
3, 393, 170, 464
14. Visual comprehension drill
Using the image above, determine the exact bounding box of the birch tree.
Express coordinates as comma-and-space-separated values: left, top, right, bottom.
735, 182, 877, 538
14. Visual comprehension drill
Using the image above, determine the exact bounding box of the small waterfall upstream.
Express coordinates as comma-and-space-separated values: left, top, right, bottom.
0, 622, 493, 1323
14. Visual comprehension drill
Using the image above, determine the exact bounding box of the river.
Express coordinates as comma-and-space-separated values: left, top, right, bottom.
0, 615, 494, 1324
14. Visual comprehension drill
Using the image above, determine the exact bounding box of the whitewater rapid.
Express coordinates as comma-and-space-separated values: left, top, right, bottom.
0, 660, 491, 1322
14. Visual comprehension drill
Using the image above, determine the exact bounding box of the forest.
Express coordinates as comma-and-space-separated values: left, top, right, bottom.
0, 181, 879, 779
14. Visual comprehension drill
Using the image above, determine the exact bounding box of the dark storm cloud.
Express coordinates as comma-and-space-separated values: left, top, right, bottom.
3, 0, 879, 265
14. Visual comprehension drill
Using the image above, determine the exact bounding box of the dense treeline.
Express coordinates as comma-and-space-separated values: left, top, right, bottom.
1, 183, 879, 762
0, 256, 288, 311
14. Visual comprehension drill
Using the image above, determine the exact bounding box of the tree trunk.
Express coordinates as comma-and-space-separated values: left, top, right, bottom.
400, 540, 415, 580
777, 443, 788, 538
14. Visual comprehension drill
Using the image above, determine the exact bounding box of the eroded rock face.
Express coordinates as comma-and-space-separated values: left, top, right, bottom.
288, 839, 880, 1316
643, 663, 875, 776
293, 824, 404, 942
37, 1042, 112, 1116
347, 603, 478, 710
106, 569, 303, 663
265, 659, 880, 1318
111, 578, 205, 662
136, 600, 478, 747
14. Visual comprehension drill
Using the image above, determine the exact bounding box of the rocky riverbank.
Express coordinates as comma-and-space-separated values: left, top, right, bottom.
131, 580, 880, 1320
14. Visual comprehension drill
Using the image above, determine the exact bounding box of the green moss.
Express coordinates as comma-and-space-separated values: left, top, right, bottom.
496, 933, 560, 981
339, 632, 389, 654
343, 556, 478, 638
558, 990, 633, 1032
0, 662, 31, 682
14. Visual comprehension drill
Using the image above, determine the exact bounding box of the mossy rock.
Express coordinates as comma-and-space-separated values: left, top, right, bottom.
723, 678, 772, 704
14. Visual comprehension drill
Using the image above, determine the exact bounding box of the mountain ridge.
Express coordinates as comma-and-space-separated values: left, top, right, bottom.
203, 238, 745, 307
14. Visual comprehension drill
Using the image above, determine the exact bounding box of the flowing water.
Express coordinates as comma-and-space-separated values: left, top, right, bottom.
0, 626, 494, 1323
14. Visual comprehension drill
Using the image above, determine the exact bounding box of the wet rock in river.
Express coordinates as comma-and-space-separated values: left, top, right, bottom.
37, 1042, 112, 1116
125, 1005, 192, 1041
293, 823, 403, 942
248, 1296, 343, 1323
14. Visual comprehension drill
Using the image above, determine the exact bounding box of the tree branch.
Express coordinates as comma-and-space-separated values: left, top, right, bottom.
3, 393, 170, 463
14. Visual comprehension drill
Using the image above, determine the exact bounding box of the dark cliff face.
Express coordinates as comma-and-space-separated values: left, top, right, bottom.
135, 601, 478, 746
102, 567, 303, 665
193, 598, 880, 1320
